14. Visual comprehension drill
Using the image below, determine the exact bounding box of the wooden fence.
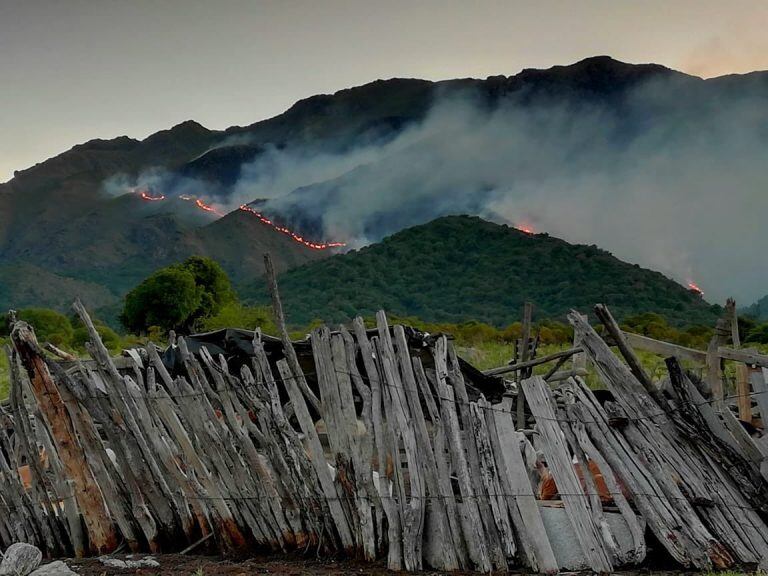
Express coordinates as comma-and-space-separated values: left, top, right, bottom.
2, 300, 768, 573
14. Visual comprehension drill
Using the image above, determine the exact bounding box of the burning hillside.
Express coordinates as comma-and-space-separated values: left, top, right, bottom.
134, 188, 346, 251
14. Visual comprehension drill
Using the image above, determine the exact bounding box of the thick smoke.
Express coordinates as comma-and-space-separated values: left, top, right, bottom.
107, 76, 768, 304
231, 79, 768, 304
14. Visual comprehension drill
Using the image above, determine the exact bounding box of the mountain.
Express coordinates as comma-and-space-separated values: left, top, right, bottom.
743, 295, 768, 322
248, 215, 721, 327
2, 56, 767, 316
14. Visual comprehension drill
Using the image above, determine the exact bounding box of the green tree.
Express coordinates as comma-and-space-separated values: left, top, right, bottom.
120, 256, 236, 334
180, 256, 236, 324
121, 268, 202, 333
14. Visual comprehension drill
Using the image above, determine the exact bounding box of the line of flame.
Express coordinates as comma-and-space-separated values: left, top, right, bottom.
139, 190, 166, 202
239, 205, 346, 250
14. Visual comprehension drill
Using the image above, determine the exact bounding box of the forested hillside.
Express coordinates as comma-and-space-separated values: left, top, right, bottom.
256, 216, 721, 327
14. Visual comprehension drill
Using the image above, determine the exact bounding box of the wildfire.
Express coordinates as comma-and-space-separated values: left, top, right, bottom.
687, 281, 704, 295
136, 190, 223, 216
516, 224, 535, 235
193, 198, 223, 216
134, 188, 345, 250
239, 205, 346, 250
138, 190, 166, 202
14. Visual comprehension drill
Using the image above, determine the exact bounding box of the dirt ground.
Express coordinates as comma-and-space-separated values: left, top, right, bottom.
65, 554, 707, 576
69, 553, 480, 575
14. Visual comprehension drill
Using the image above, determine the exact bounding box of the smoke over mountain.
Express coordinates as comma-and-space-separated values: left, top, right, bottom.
218, 76, 767, 305
98, 63, 768, 305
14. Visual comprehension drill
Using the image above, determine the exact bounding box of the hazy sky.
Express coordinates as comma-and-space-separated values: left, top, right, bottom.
1, 0, 767, 183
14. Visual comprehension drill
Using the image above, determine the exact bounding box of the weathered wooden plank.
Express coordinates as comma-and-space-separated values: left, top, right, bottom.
718, 346, 768, 368
276, 358, 356, 552
392, 326, 458, 571
433, 336, 491, 572
593, 304, 656, 398
446, 343, 507, 570
264, 252, 322, 413
375, 314, 425, 571
517, 302, 533, 429
330, 331, 376, 560
483, 347, 581, 377
621, 331, 707, 364
569, 313, 736, 569
488, 396, 558, 573
522, 376, 613, 572
11, 319, 118, 555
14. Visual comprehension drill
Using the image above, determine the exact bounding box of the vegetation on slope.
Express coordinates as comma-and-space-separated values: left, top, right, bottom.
251, 215, 721, 327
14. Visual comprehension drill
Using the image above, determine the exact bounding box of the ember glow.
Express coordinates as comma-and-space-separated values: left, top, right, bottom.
516, 224, 535, 235
687, 281, 704, 295
239, 205, 346, 250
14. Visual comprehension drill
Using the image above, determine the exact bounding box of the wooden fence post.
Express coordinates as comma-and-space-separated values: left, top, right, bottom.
10, 321, 118, 555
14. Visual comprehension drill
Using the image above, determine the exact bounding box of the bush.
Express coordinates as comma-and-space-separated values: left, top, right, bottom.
200, 303, 277, 334
13, 309, 74, 347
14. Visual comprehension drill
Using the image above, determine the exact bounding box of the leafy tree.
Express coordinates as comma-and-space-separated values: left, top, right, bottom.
121, 268, 202, 334
181, 256, 236, 323
745, 324, 768, 344
6, 309, 75, 346
120, 256, 236, 334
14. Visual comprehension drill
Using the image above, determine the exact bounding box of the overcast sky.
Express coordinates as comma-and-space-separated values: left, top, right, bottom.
1, 0, 767, 183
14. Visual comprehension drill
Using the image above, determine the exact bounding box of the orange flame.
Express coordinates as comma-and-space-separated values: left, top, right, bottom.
138, 190, 165, 202
687, 281, 704, 295
516, 224, 535, 235
193, 198, 223, 216
239, 205, 346, 250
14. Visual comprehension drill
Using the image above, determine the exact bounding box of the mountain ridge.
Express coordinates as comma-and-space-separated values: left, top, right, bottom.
1, 56, 767, 316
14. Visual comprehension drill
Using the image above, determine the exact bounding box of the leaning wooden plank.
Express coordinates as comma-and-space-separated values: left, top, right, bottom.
621, 331, 707, 364
412, 356, 469, 569
264, 253, 321, 413
471, 398, 517, 561
718, 347, 768, 368
446, 342, 507, 570
593, 304, 656, 399
560, 385, 646, 565
352, 318, 402, 567
488, 396, 558, 574
7, 351, 69, 556
330, 331, 376, 560
375, 313, 425, 571
567, 380, 704, 567
521, 376, 613, 573
434, 336, 491, 572
149, 385, 248, 553
10, 320, 118, 555
483, 347, 581, 377
392, 326, 459, 571
276, 358, 356, 552
568, 313, 735, 569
